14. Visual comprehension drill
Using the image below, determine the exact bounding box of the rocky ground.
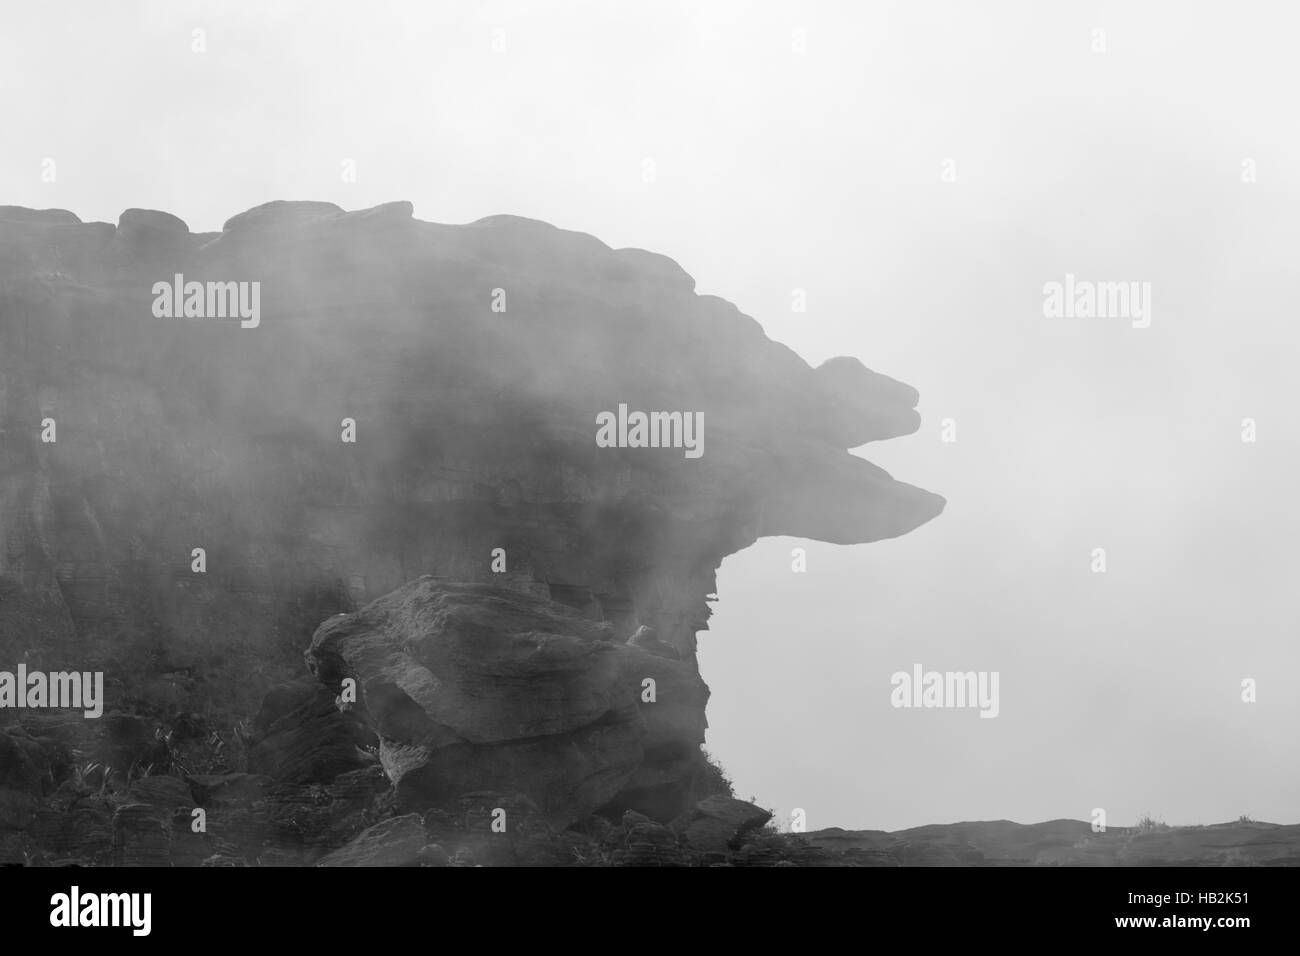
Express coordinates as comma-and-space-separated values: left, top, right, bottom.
3, 577, 1295, 866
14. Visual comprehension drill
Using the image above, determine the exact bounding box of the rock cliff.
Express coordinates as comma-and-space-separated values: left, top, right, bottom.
0, 200, 943, 861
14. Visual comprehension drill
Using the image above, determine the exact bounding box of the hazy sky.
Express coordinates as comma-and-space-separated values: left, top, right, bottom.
4, 0, 1297, 830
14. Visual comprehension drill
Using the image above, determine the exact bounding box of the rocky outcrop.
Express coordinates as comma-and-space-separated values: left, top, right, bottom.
0, 199, 943, 861
778, 819, 1300, 867
674, 795, 773, 852
610, 810, 685, 866
245, 679, 377, 784
0, 199, 940, 678
306, 577, 708, 824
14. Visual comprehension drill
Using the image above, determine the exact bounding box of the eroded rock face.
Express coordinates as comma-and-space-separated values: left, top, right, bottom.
0, 200, 941, 678
0, 199, 943, 851
306, 578, 708, 824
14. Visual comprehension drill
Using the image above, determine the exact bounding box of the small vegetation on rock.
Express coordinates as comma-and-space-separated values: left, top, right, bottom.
697, 748, 735, 799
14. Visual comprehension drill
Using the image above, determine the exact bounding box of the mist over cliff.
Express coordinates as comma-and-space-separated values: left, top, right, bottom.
0, 199, 943, 864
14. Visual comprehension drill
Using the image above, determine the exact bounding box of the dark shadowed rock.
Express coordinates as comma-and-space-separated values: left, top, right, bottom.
675, 796, 773, 852
626, 625, 680, 660
316, 813, 427, 867
307, 578, 707, 825
418, 842, 449, 866
247, 679, 376, 784
112, 803, 171, 866
611, 809, 684, 866
126, 775, 193, 810
29, 805, 113, 862
0, 731, 49, 828
100, 713, 162, 771
187, 772, 271, 807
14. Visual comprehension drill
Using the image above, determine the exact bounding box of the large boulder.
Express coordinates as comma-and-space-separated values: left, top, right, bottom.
307, 578, 708, 825
675, 796, 773, 852
246, 679, 377, 784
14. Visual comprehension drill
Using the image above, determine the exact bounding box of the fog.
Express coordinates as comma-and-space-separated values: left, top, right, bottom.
4, 0, 1296, 830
